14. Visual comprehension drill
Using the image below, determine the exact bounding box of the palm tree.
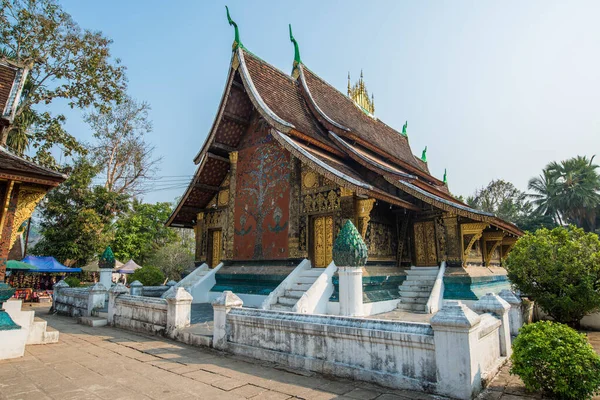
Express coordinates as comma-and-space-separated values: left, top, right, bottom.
528, 169, 562, 225
535, 156, 600, 231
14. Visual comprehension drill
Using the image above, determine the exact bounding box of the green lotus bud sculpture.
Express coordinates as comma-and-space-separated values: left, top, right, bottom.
99, 246, 116, 269
332, 220, 368, 267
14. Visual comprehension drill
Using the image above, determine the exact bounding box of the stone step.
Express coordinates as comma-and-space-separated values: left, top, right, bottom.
79, 317, 108, 327
402, 279, 435, 286
43, 326, 60, 344
399, 285, 432, 293
399, 297, 428, 305
271, 304, 294, 312
277, 296, 299, 306
406, 270, 439, 276
301, 269, 324, 277
399, 291, 430, 298
291, 282, 313, 290
284, 290, 306, 298
297, 276, 319, 284
397, 302, 427, 312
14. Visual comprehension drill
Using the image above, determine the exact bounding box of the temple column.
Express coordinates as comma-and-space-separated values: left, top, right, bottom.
225, 151, 238, 261
339, 187, 355, 226
355, 198, 375, 240
195, 212, 205, 263
0, 181, 19, 283
288, 157, 301, 259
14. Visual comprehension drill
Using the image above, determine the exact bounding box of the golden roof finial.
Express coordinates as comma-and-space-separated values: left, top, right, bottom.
348, 70, 375, 115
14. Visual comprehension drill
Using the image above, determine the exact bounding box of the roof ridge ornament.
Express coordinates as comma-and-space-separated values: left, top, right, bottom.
402, 121, 408, 137
225, 6, 242, 50
443, 168, 447, 184
421, 146, 427, 163
289, 24, 301, 68
348, 70, 375, 115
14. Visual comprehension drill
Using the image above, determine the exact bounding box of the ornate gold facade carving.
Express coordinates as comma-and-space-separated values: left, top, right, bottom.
8, 187, 46, 248
302, 189, 340, 214
313, 215, 333, 267
460, 222, 489, 262
355, 198, 375, 239
205, 210, 224, 227
414, 221, 437, 266
339, 187, 353, 197
302, 170, 317, 189
501, 236, 518, 261
483, 231, 506, 266
229, 151, 238, 163
218, 189, 229, 206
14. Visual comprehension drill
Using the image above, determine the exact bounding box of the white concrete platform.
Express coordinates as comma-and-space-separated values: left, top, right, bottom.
79, 316, 108, 327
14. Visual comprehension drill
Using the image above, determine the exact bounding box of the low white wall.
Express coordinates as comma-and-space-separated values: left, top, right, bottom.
225, 308, 437, 391
112, 295, 168, 335
209, 291, 266, 308
54, 288, 89, 317
326, 298, 400, 316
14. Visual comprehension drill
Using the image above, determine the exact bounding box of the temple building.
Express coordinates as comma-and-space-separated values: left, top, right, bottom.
0, 59, 67, 282
167, 15, 522, 311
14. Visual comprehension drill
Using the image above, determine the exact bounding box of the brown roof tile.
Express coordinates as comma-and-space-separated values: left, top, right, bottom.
301, 66, 427, 173
0, 146, 67, 182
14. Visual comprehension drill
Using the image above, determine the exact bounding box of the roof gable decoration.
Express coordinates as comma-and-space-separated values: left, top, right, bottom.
421, 146, 427, 163
1, 61, 29, 122
289, 24, 301, 69
226, 6, 243, 50
347, 71, 375, 116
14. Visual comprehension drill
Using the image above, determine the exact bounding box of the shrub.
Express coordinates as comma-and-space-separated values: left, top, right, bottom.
511, 321, 600, 399
64, 276, 81, 288
505, 226, 600, 327
127, 266, 165, 286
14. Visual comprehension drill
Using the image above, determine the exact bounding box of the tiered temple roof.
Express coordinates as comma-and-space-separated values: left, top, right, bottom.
168, 20, 521, 238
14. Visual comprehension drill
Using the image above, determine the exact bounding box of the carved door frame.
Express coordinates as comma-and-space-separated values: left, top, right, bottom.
309, 214, 334, 268
207, 228, 222, 268
413, 220, 437, 266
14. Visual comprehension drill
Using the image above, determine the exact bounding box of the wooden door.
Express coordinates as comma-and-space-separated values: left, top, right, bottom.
208, 229, 222, 268
413, 221, 437, 266
312, 215, 333, 267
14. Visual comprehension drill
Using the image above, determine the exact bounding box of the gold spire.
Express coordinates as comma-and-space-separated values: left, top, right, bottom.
348, 70, 375, 115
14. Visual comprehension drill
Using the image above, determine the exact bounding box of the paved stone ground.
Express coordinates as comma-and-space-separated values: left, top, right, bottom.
0, 309, 449, 400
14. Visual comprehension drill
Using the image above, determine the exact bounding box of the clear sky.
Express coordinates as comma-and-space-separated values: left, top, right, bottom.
53, 0, 600, 204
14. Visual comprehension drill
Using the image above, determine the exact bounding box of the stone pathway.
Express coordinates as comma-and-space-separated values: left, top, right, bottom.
0, 309, 449, 400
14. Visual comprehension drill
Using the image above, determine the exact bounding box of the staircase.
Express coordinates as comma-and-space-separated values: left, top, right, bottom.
397, 266, 439, 313
271, 268, 323, 311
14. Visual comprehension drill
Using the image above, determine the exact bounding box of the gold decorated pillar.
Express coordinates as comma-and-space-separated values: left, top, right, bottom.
225, 151, 238, 260
339, 187, 356, 226
194, 212, 205, 263
355, 197, 375, 240
483, 231, 506, 266
288, 156, 302, 258
460, 222, 489, 266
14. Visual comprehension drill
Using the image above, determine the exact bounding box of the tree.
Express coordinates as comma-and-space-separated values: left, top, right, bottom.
128, 266, 165, 286
466, 179, 529, 224
505, 226, 600, 327
528, 169, 562, 225
147, 242, 194, 281
86, 96, 160, 195
0, 0, 126, 167
32, 158, 129, 265
546, 156, 600, 232
110, 200, 177, 264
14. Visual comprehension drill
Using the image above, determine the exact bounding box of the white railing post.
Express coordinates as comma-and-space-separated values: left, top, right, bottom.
166, 288, 193, 334
52, 280, 69, 312
87, 283, 107, 317
498, 289, 523, 337
107, 283, 128, 325
431, 301, 482, 400
472, 293, 512, 357
129, 280, 143, 296
338, 266, 364, 316
212, 291, 243, 351
426, 261, 446, 314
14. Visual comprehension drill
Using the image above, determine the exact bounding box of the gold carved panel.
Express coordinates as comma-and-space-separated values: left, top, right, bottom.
313, 215, 333, 267
414, 221, 437, 266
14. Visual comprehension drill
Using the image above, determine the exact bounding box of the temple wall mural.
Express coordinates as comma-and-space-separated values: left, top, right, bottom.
233, 119, 290, 260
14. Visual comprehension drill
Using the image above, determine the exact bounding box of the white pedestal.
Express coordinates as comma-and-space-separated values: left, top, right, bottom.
338, 266, 364, 317
99, 268, 113, 290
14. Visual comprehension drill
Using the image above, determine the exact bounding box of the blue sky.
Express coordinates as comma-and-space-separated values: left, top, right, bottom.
54, 0, 600, 204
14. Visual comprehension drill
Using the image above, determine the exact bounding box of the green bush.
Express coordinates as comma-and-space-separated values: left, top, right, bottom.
64, 276, 81, 288
505, 226, 600, 327
127, 266, 165, 286
511, 321, 600, 399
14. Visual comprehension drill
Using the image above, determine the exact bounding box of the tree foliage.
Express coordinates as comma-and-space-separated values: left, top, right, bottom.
110, 200, 176, 265
511, 321, 600, 399
128, 266, 165, 287
466, 179, 529, 224
505, 226, 600, 327
86, 96, 160, 195
0, 0, 126, 167
148, 242, 194, 281
32, 158, 129, 265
